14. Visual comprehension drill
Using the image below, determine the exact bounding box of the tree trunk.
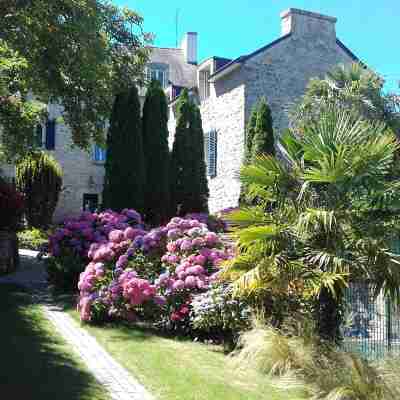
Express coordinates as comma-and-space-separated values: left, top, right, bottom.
0, 230, 19, 275
316, 287, 342, 343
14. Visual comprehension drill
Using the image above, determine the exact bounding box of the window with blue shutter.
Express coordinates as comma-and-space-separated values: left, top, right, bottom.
45, 119, 56, 150
93, 145, 107, 163
205, 130, 217, 178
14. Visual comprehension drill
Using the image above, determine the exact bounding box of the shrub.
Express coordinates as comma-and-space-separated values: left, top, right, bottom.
76, 216, 234, 329
16, 151, 62, 228
232, 320, 399, 400
18, 228, 48, 251
0, 178, 24, 231
191, 284, 251, 341
47, 209, 143, 291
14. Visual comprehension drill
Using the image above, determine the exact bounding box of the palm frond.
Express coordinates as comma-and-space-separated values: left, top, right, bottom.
297, 208, 337, 235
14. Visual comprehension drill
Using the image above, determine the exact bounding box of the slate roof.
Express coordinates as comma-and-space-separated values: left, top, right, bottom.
148, 47, 198, 88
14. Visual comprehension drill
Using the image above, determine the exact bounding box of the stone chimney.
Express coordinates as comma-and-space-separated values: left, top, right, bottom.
181, 32, 198, 65
281, 8, 337, 44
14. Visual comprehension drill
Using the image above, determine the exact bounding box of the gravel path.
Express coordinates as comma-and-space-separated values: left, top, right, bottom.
0, 251, 154, 400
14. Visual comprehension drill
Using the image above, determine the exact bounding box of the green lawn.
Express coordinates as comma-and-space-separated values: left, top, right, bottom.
66, 308, 306, 400
0, 284, 109, 400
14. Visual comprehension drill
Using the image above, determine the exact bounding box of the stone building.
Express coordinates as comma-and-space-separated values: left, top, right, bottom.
1, 8, 360, 218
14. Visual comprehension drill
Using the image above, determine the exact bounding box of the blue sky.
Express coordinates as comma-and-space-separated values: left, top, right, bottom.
114, 0, 399, 92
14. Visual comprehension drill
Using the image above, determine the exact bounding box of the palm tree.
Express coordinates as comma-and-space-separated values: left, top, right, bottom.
291, 63, 400, 136
224, 107, 400, 341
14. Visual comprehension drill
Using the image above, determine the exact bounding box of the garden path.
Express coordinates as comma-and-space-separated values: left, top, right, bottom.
0, 251, 154, 400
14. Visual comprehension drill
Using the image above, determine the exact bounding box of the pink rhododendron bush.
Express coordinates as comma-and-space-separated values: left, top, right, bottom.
76, 215, 234, 330
45, 209, 144, 290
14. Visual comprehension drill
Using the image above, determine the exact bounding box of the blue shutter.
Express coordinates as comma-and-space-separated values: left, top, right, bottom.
206, 130, 217, 178
93, 145, 106, 162
45, 119, 56, 150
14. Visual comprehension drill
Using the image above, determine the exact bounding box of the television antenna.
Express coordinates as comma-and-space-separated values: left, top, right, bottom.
175, 9, 180, 48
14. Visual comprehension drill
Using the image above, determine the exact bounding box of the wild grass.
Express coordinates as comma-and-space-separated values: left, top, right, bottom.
231, 319, 400, 400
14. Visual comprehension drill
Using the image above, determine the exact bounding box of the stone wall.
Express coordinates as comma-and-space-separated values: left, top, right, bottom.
243, 34, 355, 135
45, 104, 105, 221
200, 71, 246, 213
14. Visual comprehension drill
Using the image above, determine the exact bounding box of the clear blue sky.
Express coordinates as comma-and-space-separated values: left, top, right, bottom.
114, 0, 399, 92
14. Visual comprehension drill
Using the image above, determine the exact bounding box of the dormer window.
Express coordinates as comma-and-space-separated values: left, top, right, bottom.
146, 63, 169, 88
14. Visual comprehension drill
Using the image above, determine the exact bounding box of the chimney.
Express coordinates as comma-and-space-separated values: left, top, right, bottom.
280, 8, 337, 44
181, 32, 198, 65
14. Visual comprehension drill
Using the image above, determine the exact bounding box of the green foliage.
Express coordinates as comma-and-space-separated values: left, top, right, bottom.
45, 251, 86, 292
102, 86, 146, 212
142, 80, 170, 224
244, 104, 258, 165
241, 98, 275, 204
232, 321, 400, 400
291, 63, 400, 136
170, 90, 209, 215
224, 107, 400, 341
251, 98, 275, 160
16, 151, 62, 228
0, 1, 151, 157
18, 227, 48, 251
0, 42, 47, 161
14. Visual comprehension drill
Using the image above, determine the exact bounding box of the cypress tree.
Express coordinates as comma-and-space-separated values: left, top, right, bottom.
142, 80, 170, 225
170, 90, 209, 215
244, 104, 259, 165
102, 86, 145, 212
251, 98, 275, 161
16, 151, 62, 228
189, 105, 209, 213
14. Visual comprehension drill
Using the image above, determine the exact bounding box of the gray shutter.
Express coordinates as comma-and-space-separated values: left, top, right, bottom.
207, 130, 217, 178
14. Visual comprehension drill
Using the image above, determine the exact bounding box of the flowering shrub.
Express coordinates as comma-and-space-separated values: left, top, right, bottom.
46, 209, 143, 290
191, 284, 251, 335
184, 213, 227, 233
76, 215, 234, 328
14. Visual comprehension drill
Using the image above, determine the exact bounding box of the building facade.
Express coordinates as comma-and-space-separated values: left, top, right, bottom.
1, 8, 360, 218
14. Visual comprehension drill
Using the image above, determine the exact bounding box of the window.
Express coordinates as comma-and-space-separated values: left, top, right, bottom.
146, 64, 169, 88
93, 145, 106, 163
204, 130, 217, 178
83, 193, 99, 212
45, 119, 56, 150
199, 70, 211, 101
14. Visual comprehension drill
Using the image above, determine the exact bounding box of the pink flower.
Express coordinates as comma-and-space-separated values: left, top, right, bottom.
205, 232, 218, 245
194, 255, 206, 265
180, 240, 193, 251
172, 280, 185, 291
184, 275, 197, 288
109, 230, 125, 243
166, 242, 177, 252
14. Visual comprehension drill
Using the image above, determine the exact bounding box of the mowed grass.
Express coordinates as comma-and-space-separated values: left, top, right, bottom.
66, 307, 306, 400
0, 284, 109, 400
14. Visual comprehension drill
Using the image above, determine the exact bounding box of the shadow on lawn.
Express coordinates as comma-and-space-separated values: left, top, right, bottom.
0, 284, 107, 400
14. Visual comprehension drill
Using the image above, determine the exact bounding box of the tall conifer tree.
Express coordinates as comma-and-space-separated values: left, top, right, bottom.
244, 104, 259, 165
170, 90, 209, 215
102, 86, 145, 212
251, 98, 275, 160
142, 80, 170, 224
